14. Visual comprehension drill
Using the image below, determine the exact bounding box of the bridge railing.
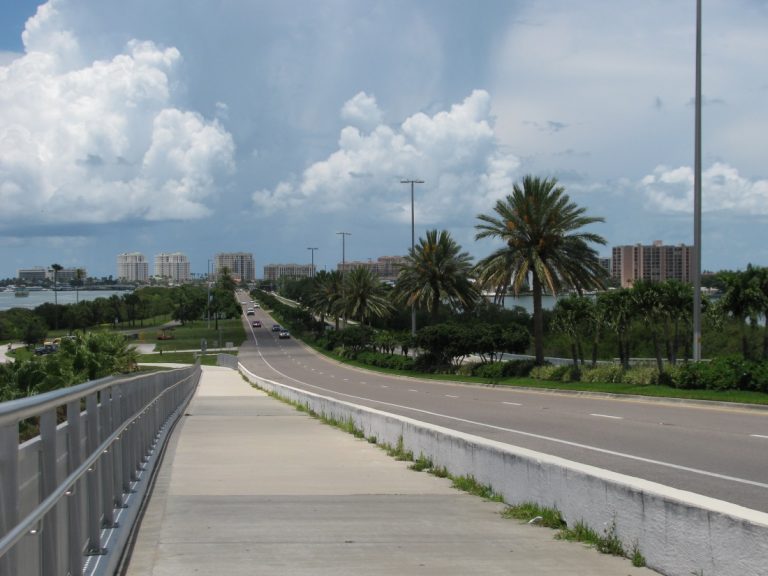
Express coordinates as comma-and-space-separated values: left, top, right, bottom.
0, 364, 200, 576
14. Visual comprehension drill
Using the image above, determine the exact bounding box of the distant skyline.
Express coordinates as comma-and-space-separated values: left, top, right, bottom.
2, 0, 767, 279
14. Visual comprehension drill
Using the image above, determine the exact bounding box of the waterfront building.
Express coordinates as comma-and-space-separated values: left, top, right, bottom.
117, 252, 149, 283
17, 266, 87, 284
337, 255, 406, 282
611, 241, 692, 288
154, 252, 191, 283
263, 263, 315, 282
214, 252, 255, 283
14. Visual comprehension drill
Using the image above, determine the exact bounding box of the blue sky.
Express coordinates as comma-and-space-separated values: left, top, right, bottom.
1, 0, 767, 279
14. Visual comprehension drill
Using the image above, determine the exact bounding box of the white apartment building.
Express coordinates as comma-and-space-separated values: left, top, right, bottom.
117, 252, 149, 283
611, 241, 693, 288
337, 255, 406, 282
263, 263, 315, 282
17, 266, 88, 284
214, 252, 255, 283
154, 252, 191, 283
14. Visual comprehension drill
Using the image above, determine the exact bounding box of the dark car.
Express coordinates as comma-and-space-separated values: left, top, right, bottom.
251, 320, 262, 328
278, 330, 291, 339
34, 344, 58, 356
271, 324, 281, 332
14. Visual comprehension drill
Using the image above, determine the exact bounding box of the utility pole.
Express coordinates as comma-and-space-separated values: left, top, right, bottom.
693, 0, 702, 361
336, 232, 351, 328
307, 247, 318, 278
401, 179, 424, 336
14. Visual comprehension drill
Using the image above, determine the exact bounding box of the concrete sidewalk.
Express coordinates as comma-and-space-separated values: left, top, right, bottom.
125, 366, 657, 575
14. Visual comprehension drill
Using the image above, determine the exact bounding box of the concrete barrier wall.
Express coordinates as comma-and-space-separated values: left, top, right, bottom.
241, 365, 768, 576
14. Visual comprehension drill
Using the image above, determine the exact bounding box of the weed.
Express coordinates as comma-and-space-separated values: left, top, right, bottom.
409, 453, 433, 472
630, 540, 646, 568
384, 436, 414, 461
596, 519, 625, 556
558, 520, 601, 546
450, 474, 504, 502
502, 502, 566, 529
367, 435, 378, 444
428, 466, 449, 478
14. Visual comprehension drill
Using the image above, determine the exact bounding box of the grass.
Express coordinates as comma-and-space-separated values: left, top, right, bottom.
300, 340, 768, 405
502, 502, 566, 529
137, 352, 221, 366
450, 474, 504, 502
141, 318, 246, 353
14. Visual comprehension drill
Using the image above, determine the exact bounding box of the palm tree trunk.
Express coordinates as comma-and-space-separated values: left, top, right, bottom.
652, 331, 663, 373
532, 274, 544, 364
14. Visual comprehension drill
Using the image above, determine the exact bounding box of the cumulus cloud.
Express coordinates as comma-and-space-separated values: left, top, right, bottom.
340, 92, 383, 131
642, 163, 768, 214
253, 89, 519, 224
0, 0, 235, 232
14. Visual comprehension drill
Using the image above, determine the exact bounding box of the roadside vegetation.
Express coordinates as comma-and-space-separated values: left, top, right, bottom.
254, 174, 768, 404
1, 271, 244, 402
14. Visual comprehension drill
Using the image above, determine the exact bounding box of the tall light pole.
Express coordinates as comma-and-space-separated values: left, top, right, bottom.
307, 247, 318, 278
336, 232, 351, 328
693, 0, 702, 361
401, 179, 424, 336
207, 259, 212, 329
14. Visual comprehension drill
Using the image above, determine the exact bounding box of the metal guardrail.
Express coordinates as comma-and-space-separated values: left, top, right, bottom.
0, 364, 201, 576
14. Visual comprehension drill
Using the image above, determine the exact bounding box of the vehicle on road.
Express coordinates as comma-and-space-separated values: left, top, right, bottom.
272, 324, 281, 332
34, 344, 58, 355
278, 330, 291, 339
246, 308, 255, 316
252, 320, 262, 328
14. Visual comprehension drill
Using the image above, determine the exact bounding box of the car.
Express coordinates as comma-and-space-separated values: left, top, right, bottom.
278, 330, 291, 339
271, 324, 281, 332
253, 303, 261, 308
246, 309, 255, 316
34, 344, 58, 356
251, 320, 262, 328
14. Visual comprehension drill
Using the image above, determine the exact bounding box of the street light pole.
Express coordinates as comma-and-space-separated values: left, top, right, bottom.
336, 232, 351, 328
401, 179, 424, 336
693, 0, 702, 361
207, 259, 211, 329
307, 247, 318, 278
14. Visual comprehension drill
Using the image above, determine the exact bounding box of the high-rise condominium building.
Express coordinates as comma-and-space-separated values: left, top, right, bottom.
117, 252, 149, 283
263, 263, 315, 282
214, 252, 255, 283
611, 241, 692, 288
337, 255, 406, 282
154, 252, 191, 283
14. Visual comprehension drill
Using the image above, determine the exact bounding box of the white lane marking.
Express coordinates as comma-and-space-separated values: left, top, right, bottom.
590, 413, 623, 420
381, 385, 389, 389
446, 395, 459, 399
343, 379, 349, 382
750, 434, 768, 439
360, 381, 367, 384
408, 389, 418, 392
243, 352, 768, 491
503, 402, 522, 406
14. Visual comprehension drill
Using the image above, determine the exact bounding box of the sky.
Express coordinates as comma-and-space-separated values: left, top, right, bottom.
1, 0, 767, 279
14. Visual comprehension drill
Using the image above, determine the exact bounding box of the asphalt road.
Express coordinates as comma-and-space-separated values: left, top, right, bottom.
237, 299, 768, 514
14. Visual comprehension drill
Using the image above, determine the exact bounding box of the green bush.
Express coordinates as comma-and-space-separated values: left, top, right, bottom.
355, 351, 415, 371
621, 367, 659, 386
501, 359, 536, 377
473, 362, 505, 380
581, 365, 625, 384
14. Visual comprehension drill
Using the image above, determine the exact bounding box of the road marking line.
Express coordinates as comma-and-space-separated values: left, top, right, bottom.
750, 434, 768, 439
409, 389, 418, 392
380, 385, 388, 388
590, 413, 623, 420
446, 395, 459, 399
503, 402, 522, 406
243, 354, 768, 491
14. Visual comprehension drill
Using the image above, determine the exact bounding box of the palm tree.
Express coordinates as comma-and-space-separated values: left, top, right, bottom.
631, 280, 665, 373
474, 175, 607, 364
658, 280, 692, 364
717, 267, 765, 360
74, 267, 85, 305
392, 229, 479, 323
598, 288, 633, 369
550, 295, 593, 367
342, 267, 393, 326
308, 271, 344, 330
50, 263, 63, 330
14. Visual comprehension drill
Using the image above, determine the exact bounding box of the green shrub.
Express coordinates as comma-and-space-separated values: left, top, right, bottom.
473, 362, 505, 380
622, 367, 658, 386
501, 359, 536, 377
581, 365, 625, 384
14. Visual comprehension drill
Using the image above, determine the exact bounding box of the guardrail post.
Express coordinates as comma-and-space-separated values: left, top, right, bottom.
0, 424, 18, 576
40, 409, 59, 575
111, 385, 125, 506
66, 399, 83, 576
85, 394, 104, 555
100, 388, 116, 529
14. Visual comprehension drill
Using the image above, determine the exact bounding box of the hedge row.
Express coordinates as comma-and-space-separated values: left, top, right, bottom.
529, 356, 768, 392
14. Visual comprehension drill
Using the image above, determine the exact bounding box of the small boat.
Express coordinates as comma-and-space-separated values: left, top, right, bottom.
14, 288, 30, 297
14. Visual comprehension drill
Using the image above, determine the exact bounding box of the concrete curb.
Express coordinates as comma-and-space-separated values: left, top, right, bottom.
240, 363, 768, 576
